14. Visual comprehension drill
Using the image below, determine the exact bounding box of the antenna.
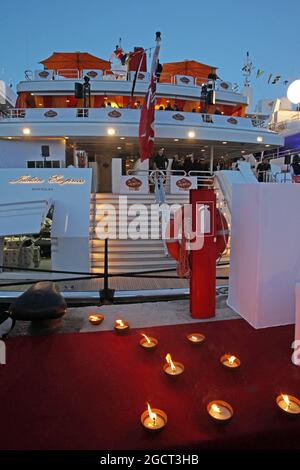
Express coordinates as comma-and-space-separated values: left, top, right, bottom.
242, 51, 252, 87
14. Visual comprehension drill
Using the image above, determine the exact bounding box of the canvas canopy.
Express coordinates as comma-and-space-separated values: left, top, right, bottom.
40, 52, 111, 72
161, 60, 217, 81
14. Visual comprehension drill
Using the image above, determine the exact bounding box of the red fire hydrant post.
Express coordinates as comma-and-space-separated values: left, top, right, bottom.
190, 189, 216, 318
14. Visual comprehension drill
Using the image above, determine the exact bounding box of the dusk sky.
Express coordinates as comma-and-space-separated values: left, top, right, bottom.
1, 0, 300, 106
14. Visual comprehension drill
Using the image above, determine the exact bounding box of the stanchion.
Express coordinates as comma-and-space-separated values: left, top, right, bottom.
99, 238, 115, 304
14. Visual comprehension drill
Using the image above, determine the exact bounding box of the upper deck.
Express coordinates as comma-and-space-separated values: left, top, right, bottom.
17, 69, 248, 107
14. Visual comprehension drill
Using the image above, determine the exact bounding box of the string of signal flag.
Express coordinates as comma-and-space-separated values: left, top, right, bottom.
242, 58, 291, 86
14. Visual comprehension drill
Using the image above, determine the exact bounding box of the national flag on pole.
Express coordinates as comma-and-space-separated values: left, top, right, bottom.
139, 32, 161, 162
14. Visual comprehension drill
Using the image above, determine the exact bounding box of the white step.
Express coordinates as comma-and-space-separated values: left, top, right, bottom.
91, 238, 164, 245
91, 260, 176, 267
91, 252, 170, 261
89, 193, 185, 273
90, 267, 176, 274
91, 245, 165, 253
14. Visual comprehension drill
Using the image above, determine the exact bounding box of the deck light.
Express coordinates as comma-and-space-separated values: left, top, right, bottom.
120, 137, 125, 140
222, 141, 227, 144
287, 80, 300, 104
107, 128, 115, 136
188, 131, 195, 138
257, 136, 263, 142
174, 138, 179, 142
22, 128, 31, 135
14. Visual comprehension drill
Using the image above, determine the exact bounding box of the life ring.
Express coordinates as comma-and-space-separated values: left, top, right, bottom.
166, 208, 229, 261
149, 170, 166, 184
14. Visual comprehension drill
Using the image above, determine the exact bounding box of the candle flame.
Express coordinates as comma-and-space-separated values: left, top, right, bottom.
147, 402, 157, 423
191, 335, 198, 341
141, 333, 151, 344
211, 403, 221, 414
282, 394, 290, 407
228, 355, 236, 365
166, 353, 176, 371
116, 319, 124, 327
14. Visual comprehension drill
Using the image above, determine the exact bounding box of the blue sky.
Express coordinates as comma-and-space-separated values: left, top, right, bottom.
1, 0, 300, 105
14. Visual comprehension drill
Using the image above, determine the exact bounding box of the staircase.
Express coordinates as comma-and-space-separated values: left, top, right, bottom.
90, 193, 189, 274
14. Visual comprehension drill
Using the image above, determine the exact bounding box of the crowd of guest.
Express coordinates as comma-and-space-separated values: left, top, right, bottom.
171, 154, 210, 174
151, 148, 210, 175
98, 98, 227, 115
150, 148, 300, 184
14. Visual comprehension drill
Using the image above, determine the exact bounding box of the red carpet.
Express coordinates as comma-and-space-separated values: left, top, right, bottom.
0, 319, 299, 450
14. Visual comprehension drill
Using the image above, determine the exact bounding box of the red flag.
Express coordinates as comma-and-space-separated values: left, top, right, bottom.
139, 33, 161, 162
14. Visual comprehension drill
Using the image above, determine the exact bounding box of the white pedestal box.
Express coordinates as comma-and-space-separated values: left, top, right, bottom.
228, 183, 300, 329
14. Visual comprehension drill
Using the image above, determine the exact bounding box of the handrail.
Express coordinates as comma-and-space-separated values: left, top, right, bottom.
127, 169, 187, 176
188, 170, 215, 187
269, 112, 300, 131
261, 147, 300, 162
29, 69, 239, 91
56, 69, 81, 79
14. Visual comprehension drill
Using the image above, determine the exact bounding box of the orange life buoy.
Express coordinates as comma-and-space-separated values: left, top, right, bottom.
166, 208, 229, 261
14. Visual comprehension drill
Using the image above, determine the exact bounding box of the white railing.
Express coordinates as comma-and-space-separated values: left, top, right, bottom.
269, 113, 300, 132
188, 171, 215, 187
0, 108, 265, 131
260, 147, 300, 162
126, 169, 215, 191
1, 108, 26, 118
56, 69, 81, 79
29, 69, 230, 89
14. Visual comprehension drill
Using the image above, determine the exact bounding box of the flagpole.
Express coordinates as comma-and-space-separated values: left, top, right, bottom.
150, 32, 161, 77
138, 32, 161, 162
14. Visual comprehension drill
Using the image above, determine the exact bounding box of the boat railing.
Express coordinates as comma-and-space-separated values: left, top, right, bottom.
29, 69, 222, 88
127, 169, 181, 194
126, 169, 215, 192
188, 171, 215, 187
56, 69, 82, 79
261, 147, 300, 162
0, 108, 26, 118
127, 168, 186, 180
1, 108, 258, 128
269, 113, 300, 132
256, 170, 274, 183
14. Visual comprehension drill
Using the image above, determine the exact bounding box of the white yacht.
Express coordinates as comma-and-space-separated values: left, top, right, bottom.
0, 50, 283, 283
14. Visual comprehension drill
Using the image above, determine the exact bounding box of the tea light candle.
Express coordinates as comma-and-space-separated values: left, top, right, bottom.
163, 353, 184, 376
220, 354, 241, 369
88, 314, 104, 326
141, 402, 167, 431
207, 400, 233, 422
276, 394, 300, 415
140, 333, 158, 350
187, 333, 206, 344
114, 319, 129, 333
